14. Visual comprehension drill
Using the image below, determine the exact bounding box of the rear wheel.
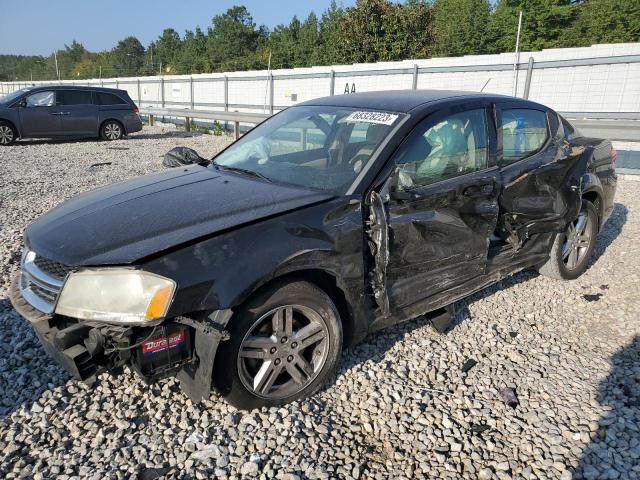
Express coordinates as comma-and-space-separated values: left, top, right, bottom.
538, 200, 598, 280
100, 120, 123, 141
214, 281, 343, 410
0, 121, 17, 146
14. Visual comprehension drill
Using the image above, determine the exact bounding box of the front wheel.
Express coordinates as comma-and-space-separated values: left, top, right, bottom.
100, 120, 124, 141
0, 121, 17, 146
214, 281, 343, 410
538, 200, 598, 280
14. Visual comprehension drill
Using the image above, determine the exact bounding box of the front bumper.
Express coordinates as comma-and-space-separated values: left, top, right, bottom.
9, 271, 232, 402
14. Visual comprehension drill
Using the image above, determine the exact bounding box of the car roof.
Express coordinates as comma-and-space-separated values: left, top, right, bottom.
24, 85, 128, 95
297, 89, 539, 113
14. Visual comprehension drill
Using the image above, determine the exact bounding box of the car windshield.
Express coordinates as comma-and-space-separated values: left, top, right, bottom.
212, 105, 404, 193
0, 88, 33, 105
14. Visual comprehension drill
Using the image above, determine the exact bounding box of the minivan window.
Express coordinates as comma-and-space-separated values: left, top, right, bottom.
25, 91, 55, 107
501, 108, 549, 165
0, 87, 33, 105
395, 108, 489, 189
57, 90, 93, 106
96, 93, 127, 106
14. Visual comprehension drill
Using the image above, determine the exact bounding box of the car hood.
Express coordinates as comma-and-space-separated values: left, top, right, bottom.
26, 165, 333, 266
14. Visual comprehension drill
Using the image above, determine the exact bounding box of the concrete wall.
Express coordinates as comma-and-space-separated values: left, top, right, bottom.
2, 43, 640, 115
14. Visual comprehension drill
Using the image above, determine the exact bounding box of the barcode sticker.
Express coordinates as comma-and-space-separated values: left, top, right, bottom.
344, 111, 399, 125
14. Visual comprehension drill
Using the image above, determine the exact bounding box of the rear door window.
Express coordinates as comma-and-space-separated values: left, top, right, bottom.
96, 92, 127, 106
57, 90, 93, 105
500, 108, 549, 165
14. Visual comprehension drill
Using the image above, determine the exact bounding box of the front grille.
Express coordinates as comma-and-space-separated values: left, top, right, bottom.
33, 256, 73, 279
19, 250, 69, 314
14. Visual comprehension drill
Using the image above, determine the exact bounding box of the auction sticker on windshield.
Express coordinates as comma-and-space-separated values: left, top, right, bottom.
344, 111, 399, 125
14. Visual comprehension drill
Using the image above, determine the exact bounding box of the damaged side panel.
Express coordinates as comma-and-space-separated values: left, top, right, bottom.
366, 190, 390, 317
497, 141, 590, 250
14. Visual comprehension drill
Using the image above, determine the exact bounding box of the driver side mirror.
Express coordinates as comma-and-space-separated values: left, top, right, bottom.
387, 169, 418, 202
14, 99, 26, 108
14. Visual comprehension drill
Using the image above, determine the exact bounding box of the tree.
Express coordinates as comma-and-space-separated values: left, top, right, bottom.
433, 0, 490, 56
337, 0, 434, 63
560, 0, 640, 47
111, 36, 145, 77
317, 0, 346, 64
298, 12, 321, 66
486, 0, 579, 53
154, 28, 183, 74
207, 6, 262, 71
179, 27, 211, 73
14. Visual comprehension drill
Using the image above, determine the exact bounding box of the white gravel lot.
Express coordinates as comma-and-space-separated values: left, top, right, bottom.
0, 125, 639, 480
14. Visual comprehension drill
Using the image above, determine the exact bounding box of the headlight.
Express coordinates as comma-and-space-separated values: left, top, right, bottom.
56, 269, 176, 324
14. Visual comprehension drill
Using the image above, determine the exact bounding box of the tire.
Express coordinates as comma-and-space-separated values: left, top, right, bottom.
0, 121, 17, 146
214, 281, 343, 410
100, 120, 124, 141
538, 200, 598, 280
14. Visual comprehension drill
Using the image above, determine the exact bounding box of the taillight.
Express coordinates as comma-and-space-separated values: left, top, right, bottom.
610, 147, 617, 167
132, 106, 139, 114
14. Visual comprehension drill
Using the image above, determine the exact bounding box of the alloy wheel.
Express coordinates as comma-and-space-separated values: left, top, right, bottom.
0, 125, 14, 144
104, 123, 121, 140
562, 210, 593, 271
237, 305, 329, 399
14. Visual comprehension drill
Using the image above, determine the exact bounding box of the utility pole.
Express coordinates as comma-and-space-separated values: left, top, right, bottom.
512, 11, 523, 97
159, 61, 162, 76
54, 51, 60, 81
99, 65, 102, 79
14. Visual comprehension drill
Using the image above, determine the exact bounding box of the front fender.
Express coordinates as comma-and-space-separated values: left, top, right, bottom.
143, 197, 365, 317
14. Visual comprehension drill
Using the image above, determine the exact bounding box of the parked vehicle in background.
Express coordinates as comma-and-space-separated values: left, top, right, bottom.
9, 90, 616, 409
0, 86, 142, 145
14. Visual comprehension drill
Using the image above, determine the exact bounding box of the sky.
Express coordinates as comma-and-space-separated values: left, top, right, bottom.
0, 0, 356, 56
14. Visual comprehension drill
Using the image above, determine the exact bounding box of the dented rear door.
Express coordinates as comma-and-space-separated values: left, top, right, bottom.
495, 102, 585, 250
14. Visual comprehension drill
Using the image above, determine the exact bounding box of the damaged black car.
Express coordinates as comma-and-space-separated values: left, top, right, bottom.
10, 90, 617, 409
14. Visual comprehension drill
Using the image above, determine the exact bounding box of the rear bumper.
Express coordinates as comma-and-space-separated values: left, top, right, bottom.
124, 114, 143, 134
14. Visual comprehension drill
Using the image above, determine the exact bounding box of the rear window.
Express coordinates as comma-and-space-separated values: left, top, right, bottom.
57, 90, 93, 105
96, 92, 128, 106
559, 115, 582, 141
501, 108, 549, 165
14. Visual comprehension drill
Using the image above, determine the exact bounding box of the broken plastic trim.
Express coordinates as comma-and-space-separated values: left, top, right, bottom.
175, 308, 233, 402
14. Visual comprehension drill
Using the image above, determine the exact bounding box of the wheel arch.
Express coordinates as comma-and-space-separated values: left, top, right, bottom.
229, 268, 357, 348
581, 172, 605, 230
0, 118, 20, 139
100, 118, 126, 135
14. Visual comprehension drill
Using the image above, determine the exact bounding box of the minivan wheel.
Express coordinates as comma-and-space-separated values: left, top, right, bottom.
538, 200, 598, 280
214, 281, 343, 410
100, 120, 123, 141
0, 121, 17, 145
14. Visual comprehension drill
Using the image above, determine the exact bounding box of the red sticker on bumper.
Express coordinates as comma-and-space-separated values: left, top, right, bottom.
142, 331, 185, 355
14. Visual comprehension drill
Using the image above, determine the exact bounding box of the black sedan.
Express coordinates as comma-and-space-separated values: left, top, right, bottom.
10, 90, 617, 409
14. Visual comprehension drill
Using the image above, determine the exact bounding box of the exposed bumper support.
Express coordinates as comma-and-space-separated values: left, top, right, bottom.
176, 309, 233, 403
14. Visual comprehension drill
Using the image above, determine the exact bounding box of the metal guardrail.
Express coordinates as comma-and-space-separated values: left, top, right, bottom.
140, 107, 269, 139
141, 106, 640, 143
569, 119, 640, 142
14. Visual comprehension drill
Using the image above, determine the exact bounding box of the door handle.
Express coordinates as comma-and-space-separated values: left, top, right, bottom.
59, 112, 70, 115
49, 112, 62, 116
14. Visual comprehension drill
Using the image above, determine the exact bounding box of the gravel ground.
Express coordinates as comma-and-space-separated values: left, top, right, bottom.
0, 125, 639, 480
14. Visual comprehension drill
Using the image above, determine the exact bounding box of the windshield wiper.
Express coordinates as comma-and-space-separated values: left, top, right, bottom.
214, 164, 272, 183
